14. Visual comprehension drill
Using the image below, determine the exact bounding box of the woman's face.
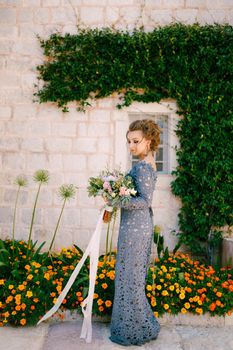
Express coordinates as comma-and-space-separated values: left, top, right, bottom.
127, 130, 151, 159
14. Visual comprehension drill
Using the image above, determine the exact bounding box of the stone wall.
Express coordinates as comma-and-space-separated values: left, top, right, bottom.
0, 0, 232, 253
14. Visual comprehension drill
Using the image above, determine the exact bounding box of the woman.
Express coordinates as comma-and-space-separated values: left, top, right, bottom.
109, 119, 161, 346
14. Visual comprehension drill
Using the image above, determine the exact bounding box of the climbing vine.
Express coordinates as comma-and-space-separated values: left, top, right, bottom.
35, 24, 233, 261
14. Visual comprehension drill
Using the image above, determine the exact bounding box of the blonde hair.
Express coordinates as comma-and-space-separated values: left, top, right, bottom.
127, 119, 161, 152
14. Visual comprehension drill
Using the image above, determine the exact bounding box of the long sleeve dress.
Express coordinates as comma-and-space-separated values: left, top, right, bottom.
110, 160, 160, 346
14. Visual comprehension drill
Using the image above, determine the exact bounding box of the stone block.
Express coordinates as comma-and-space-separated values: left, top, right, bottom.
13, 105, 37, 120
0, 206, 13, 223
145, 0, 163, 6
80, 7, 104, 24
197, 9, 225, 24
0, 137, 20, 151
0, 40, 13, 54
0, 71, 19, 88
87, 154, 110, 172
149, 9, 173, 25
89, 109, 111, 122
20, 208, 42, 225
73, 138, 97, 153
26, 153, 63, 171
105, 6, 119, 23
63, 154, 86, 171
108, 0, 134, 4
2, 153, 25, 170
23, 0, 41, 6
119, 6, 141, 23
175, 9, 198, 23
44, 208, 62, 226
77, 123, 88, 137
162, 0, 185, 8
222, 238, 233, 267
80, 208, 100, 228
42, 0, 61, 6
50, 7, 76, 24
21, 138, 44, 152
51, 122, 76, 137
21, 73, 37, 90
64, 172, 88, 188
6, 121, 28, 136
186, 0, 207, 7
18, 8, 33, 23
62, 208, 81, 227
77, 188, 95, 207
87, 123, 109, 137
0, 25, 18, 38
97, 137, 112, 154
30, 121, 51, 136
0, 0, 19, 5
0, 8, 16, 24
19, 24, 44, 38
34, 8, 51, 24
0, 106, 11, 119
12, 39, 41, 56
45, 138, 72, 152
4, 189, 28, 205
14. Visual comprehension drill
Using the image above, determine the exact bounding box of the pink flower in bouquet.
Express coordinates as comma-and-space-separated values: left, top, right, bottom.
119, 186, 130, 196
103, 181, 112, 193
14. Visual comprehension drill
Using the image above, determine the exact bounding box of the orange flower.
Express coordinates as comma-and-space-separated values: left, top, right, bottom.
216, 292, 222, 298
102, 283, 108, 289
216, 300, 221, 306
20, 319, 26, 326
97, 299, 104, 306
105, 300, 112, 308
93, 293, 98, 299
18, 284, 25, 291
209, 303, 216, 312
98, 306, 104, 312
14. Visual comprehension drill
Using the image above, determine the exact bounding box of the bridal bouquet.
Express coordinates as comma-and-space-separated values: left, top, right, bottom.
87, 168, 137, 222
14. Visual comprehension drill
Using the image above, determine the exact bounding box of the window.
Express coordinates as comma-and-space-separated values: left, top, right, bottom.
128, 113, 169, 173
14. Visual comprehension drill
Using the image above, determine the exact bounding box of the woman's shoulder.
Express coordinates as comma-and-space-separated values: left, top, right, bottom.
133, 160, 157, 178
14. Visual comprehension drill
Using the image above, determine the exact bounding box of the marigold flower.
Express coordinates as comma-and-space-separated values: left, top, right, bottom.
179, 293, 185, 300
11, 311, 17, 315
146, 285, 152, 291
20, 319, 26, 326
18, 284, 25, 291
27, 274, 33, 280
156, 285, 162, 290
151, 300, 157, 307
102, 283, 108, 289
8, 285, 14, 290
161, 290, 169, 296
0, 279, 5, 285
216, 292, 222, 298
181, 308, 187, 314
99, 273, 105, 279
15, 305, 21, 311
26, 291, 33, 298
97, 299, 104, 306
154, 311, 159, 318
105, 300, 112, 307
4, 311, 10, 318
98, 306, 104, 312
163, 304, 169, 310
195, 307, 203, 314
169, 285, 175, 291
44, 273, 50, 281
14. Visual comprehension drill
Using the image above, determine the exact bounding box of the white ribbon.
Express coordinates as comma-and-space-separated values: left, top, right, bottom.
37, 208, 105, 343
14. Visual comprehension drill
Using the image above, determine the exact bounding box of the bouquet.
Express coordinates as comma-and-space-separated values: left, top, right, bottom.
87, 168, 137, 222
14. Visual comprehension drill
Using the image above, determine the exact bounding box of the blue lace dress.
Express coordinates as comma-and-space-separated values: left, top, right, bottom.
110, 161, 160, 346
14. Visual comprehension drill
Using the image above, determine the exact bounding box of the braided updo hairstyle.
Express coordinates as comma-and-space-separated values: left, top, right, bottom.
127, 119, 161, 152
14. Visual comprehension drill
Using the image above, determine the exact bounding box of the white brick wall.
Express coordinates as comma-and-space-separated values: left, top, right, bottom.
0, 0, 232, 253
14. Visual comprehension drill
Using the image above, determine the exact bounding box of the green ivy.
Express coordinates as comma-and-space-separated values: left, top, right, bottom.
35, 24, 233, 261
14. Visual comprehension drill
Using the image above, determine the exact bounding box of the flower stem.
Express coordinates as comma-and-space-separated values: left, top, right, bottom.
12, 185, 20, 250
27, 182, 42, 252
48, 198, 66, 253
